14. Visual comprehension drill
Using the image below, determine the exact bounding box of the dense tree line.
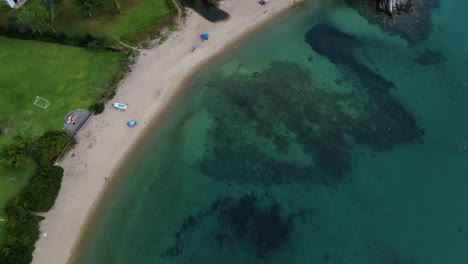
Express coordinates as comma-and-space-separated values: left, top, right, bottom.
8, 0, 122, 35
13, 0, 61, 34
0, 131, 69, 264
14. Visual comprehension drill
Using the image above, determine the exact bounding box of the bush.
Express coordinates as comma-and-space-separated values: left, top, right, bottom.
166, 0, 177, 10
32, 131, 69, 166
20, 166, 64, 212
0, 0, 9, 11
108, 90, 117, 99
1, 132, 68, 170
87, 36, 107, 51
90, 102, 105, 114
56, 32, 68, 43
0, 137, 31, 170
0, 23, 115, 51
0, 130, 67, 263
0, 197, 43, 264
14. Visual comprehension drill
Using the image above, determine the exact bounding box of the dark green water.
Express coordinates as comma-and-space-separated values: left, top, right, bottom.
75, 1, 468, 263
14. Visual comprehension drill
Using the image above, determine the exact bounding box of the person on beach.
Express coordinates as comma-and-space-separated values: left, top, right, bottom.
71, 114, 77, 125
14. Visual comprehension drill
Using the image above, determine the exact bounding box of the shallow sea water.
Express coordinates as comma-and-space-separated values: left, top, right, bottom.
75, 1, 468, 263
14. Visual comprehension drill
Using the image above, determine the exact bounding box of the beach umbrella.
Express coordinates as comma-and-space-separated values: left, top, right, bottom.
201, 33, 209, 40
127, 120, 137, 128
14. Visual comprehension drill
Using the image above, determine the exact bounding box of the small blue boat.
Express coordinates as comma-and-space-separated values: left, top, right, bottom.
113, 102, 128, 110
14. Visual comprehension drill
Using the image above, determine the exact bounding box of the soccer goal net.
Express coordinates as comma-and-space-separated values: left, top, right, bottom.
34, 96, 51, 109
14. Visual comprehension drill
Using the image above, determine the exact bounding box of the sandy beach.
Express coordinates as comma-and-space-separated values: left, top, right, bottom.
31, 0, 302, 263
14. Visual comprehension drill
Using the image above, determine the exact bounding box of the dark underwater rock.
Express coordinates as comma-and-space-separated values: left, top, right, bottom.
378, 0, 413, 15
414, 48, 446, 66
162, 193, 295, 259
305, 23, 395, 90
367, 241, 419, 264
344, 0, 440, 45
214, 193, 294, 258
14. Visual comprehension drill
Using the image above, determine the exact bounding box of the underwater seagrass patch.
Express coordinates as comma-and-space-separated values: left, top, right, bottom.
162, 192, 295, 260
196, 58, 423, 185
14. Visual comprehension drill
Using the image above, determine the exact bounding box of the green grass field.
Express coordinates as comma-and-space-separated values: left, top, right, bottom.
55, 0, 177, 45
0, 37, 125, 146
0, 37, 125, 242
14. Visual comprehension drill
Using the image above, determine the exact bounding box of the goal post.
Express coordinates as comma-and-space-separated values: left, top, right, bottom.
34, 96, 51, 109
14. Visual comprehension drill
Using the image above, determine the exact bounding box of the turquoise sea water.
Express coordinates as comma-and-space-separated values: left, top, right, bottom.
74, 1, 468, 263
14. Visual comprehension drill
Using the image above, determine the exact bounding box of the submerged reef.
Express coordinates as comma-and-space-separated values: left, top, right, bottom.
367, 241, 418, 264
378, 0, 413, 15
305, 23, 395, 90
344, 0, 440, 45
163, 193, 295, 259
414, 48, 446, 66
197, 56, 423, 184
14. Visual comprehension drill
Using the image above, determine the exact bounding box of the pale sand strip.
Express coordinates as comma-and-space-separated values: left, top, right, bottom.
32, 1, 302, 263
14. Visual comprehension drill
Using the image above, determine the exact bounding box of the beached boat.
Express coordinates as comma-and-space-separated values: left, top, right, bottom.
113, 102, 128, 110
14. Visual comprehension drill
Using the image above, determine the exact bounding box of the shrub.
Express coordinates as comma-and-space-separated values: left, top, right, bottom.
0, 197, 43, 264
0, 0, 9, 11
20, 166, 64, 212
108, 90, 117, 99
90, 102, 105, 114
166, 0, 177, 10
0, 130, 67, 263
87, 36, 107, 51
74, 33, 96, 47
56, 32, 68, 43
0, 137, 31, 170
0, 23, 116, 52
31, 131, 69, 166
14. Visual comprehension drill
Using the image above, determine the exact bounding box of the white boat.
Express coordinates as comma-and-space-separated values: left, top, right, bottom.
113, 102, 128, 110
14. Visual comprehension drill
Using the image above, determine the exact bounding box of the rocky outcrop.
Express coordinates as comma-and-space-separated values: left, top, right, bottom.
344, 0, 440, 45
378, 0, 413, 16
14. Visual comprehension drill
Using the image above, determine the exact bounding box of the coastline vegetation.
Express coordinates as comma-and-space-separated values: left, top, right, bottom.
0, 36, 126, 255
0, 0, 179, 261
0, 131, 69, 264
55, 0, 177, 45
0, 0, 177, 46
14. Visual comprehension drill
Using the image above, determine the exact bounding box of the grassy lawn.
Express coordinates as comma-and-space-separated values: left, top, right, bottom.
55, 0, 177, 45
0, 37, 125, 146
0, 37, 125, 242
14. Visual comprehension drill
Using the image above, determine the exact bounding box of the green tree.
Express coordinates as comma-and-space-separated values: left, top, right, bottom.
32, 131, 68, 166
39, 0, 61, 33
16, 1, 49, 34
0, 137, 31, 170
1, 0, 9, 11
113, 0, 121, 14
20, 166, 64, 212
71, 0, 105, 19
0, 196, 43, 264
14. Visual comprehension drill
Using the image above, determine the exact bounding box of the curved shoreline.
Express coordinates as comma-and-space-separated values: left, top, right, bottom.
31, 1, 304, 263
